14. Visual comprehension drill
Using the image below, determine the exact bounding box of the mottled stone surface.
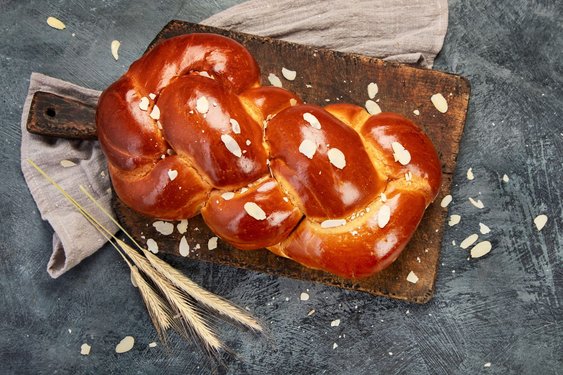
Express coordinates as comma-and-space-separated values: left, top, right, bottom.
0, 1, 560, 374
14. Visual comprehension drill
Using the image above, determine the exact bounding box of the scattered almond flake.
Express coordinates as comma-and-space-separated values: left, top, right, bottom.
148, 342, 157, 348
196, 96, 209, 114
152, 221, 174, 235
139, 97, 149, 111
80, 343, 91, 356
452, 240, 456, 246
221, 192, 235, 200
300, 292, 310, 301
245, 139, 251, 146
299, 139, 317, 159
177, 219, 188, 234
283, 197, 289, 202
469, 197, 484, 209
240, 187, 248, 194
460, 234, 479, 249
305, 83, 312, 88
268, 73, 283, 87
449, 214, 461, 226
325, 98, 331, 102
391, 142, 411, 165
307, 309, 316, 316
479, 223, 491, 234
230, 118, 241, 134
405, 172, 412, 182
330, 319, 341, 327
208, 237, 218, 250
289, 98, 297, 106
365, 100, 382, 115
534, 214, 548, 231
321, 219, 346, 228
167, 169, 178, 181
149, 104, 160, 120
333, 343, 338, 350
115, 336, 135, 354
244, 202, 267, 220
59, 159, 76, 168
194, 243, 201, 250
431, 93, 448, 113
257, 180, 277, 192
502, 174, 509, 183
327, 148, 346, 169
376, 204, 391, 229
467, 167, 474, 180
367, 82, 378, 99
440, 194, 453, 208
47, 16, 65, 30
221, 134, 242, 157
281, 67, 297, 80
111, 40, 120, 60
149, 93, 156, 100
484, 363, 491, 368
389, 352, 393, 356
146, 239, 159, 254
303, 112, 321, 129
406, 271, 419, 284
177, 236, 189, 257
380, 193, 387, 202
471, 241, 492, 258
199, 71, 212, 78
413, 109, 420, 116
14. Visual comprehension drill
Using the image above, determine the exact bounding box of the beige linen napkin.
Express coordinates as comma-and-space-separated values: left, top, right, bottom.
21, 0, 448, 278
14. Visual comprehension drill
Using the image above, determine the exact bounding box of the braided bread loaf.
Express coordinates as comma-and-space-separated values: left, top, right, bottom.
97, 33, 442, 278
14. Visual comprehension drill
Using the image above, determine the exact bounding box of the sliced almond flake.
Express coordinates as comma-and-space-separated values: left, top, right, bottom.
377, 204, 391, 228
268, 73, 283, 87
245, 139, 251, 146
60, 159, 76, 168
467, 167, 474, 180
199, 71, 212, 79
321, 219, 346, 228
179, 236, 189, 257
406, 271, 419, 284
146, 239, 159, 254
448, 214, 461, 226
299, 139, 317, 159
148, 342, 157, 348
80, 343, 91, 356
431, 93, 448, 113
208, 237, 218, 250
283, 197, 289, 202
221, 192, 235, 200
460, 234, 479, 249
479, 223, 491, 234
367, 82, 378, 99
327, 148, 346, 169
149, 104, 160, 120
149, 93, 156, 100
196, 96, 209, 114
440, 195, 453, 208
139, 97, 149, 111
330, 319, 341, 327
484, 363, 492, 368
469, 197, 484, 209
281, 67, 297, 80
303, 112, 321, 129
152, 221, 174, 235
47, 16, 65, 30
470, 241, 492, 258
413, 109, 420, 116
534, 214, 548, 231
257, 181, 277, 192
115, 336, 135, 354
307, 309, 316, 316
230, 118, 241, 134
333, 343, 338, 350
177, 219, 188, 234
221, 134, 242, 157
240, 187, 248, 194
391, 142, 411, 165
380, 193, 387, 202
502, 174, 509, 183
167, 169, 178, 181
244, 202, 267, 220
111, 40, 120, 60
365, 100, 382, 115
300, 292, 310, 301
289, 98, 297, 106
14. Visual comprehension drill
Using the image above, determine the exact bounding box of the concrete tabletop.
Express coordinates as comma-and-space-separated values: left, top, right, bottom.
0, 1, 561, 374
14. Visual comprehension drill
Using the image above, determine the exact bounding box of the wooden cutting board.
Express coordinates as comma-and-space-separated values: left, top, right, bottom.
27, 20, 470, 303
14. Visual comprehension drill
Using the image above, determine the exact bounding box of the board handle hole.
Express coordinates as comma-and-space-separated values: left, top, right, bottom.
45, 108, 56, 118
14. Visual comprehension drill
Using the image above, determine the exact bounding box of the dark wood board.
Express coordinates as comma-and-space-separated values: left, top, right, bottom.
27, 20, 470, 303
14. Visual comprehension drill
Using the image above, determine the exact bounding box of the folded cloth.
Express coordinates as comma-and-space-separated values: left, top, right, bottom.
21, 0, 448, 278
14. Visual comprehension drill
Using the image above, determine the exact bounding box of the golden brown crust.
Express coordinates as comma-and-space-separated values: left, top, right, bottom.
96, 33, 442, 278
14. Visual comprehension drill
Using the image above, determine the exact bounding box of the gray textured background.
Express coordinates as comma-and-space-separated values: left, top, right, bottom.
0, 0, 561, 374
